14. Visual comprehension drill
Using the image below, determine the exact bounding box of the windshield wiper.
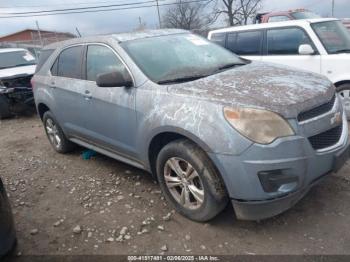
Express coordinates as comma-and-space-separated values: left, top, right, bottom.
13, 63, 36, 67
217, 63, 246, 71
157, 75, 209, 85
334, 49, 350, 54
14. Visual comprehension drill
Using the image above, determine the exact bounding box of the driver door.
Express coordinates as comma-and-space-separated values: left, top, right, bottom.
82, 44, 137, 158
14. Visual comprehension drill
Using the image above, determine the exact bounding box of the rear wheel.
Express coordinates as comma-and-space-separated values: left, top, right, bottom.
43, 111, 76, 153
0, 95, 12, 119
156, 139, 228, 222
337, 83, 350, 119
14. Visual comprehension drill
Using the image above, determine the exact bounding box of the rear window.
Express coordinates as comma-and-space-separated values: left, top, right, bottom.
209, 33, 226, 46
56, 46, 84, 79
226, 30, 263, 55
35, 49, 54, 73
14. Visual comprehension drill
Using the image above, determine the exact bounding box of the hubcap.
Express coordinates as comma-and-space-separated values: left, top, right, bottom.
164, 157, 204, 210
338, 89, 350, 118
45, 118, 61, 149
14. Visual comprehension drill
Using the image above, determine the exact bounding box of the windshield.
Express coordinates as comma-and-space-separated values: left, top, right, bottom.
312, 20, 350, 54
291, 11, 320, 19
0, 50, 36, 69
121, 33, 246, 84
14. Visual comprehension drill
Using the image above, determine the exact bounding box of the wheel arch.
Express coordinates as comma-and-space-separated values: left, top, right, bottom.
37, 103, 50, 120
146, 128, 212, 179
334, 80, 350, 89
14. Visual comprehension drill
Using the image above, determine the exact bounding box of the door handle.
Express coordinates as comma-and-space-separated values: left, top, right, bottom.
49, 82, 56, 89
83, 90, 92, 100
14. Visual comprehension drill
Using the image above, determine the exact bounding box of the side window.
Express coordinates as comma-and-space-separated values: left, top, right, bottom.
226, 33, 237, 52
86, 45, 128, 82
51, 58, 58, 76
57, 46, 84, 79
268, 16, 291, 22
36, 49, 54, 73
210, 33, 226, 47
267, 27, 313, 55
234, 31, 263, 55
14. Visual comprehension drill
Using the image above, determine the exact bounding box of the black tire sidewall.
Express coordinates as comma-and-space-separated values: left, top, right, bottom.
337, 83, 350, 119
156, 139, 228, 222
0, 95, 12, 119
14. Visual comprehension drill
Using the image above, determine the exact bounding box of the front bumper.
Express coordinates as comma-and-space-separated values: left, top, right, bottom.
209, 111, 349, 221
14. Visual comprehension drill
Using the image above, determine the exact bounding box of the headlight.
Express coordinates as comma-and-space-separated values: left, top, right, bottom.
224, 107, 295, 144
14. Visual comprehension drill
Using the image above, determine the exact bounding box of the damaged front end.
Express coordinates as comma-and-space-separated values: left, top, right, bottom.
0, 74, 34, 119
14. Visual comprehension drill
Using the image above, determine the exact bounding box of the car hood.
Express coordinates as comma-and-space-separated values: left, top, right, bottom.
0, 65, 36, 79
167, 62, 335, 119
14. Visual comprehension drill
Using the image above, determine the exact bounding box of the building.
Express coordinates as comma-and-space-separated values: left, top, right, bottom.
0, 29, 76, 47
342, 19, 350, 31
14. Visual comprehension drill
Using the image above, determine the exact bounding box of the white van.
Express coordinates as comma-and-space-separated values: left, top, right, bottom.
208, 18, 350, 117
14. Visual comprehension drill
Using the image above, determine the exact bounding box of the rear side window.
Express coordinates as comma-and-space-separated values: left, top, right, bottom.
86, 45, 128, 82
227, 31, 263, 55
267, 27, 313, 55
56, 46, 84, 79
210, 33, 226, 46
268, 16, 291, 22
35, 49, 54, 73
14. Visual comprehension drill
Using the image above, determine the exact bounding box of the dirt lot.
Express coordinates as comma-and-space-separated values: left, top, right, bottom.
1, 115, 350, 256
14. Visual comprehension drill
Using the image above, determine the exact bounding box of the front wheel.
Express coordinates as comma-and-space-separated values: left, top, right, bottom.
156, 139, 228, 222
337, 83, 350, 120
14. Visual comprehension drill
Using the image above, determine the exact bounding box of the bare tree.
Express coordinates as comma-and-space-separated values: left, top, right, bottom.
239, 0, 262, 25
162, 0, 209, 30
213, 0, 262, 26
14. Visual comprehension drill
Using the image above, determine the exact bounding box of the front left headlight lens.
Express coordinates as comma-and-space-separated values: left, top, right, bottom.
224, 107, 295, 144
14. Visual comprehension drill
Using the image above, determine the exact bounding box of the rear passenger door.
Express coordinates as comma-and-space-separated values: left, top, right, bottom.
82, 44, 137, 157
262, 27, 321, 73
226, 30, 263, 61
50, 45, 88, 137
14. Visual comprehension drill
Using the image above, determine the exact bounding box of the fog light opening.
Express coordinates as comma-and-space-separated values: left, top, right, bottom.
258, 170, 299, 193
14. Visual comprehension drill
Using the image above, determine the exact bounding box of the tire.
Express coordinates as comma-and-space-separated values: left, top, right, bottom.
0, 95, 12, 119
156, 139, 228, 222
43, 111, 76, 153
337, 83, 350, 120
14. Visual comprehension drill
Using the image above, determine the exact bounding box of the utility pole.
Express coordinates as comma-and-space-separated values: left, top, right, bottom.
75, 27, 82, 37
155, 0, 162, 28
35, 20, 43, 47
332, 0, 335, 17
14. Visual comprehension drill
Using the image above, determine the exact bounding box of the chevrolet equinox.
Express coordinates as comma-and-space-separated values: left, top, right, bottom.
32, 29, 349, 221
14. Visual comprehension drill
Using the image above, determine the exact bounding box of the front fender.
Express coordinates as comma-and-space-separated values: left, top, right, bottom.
135, 85, 253, 166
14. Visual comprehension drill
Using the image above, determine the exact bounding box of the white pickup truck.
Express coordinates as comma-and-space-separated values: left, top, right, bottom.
208, 18, 350, 117
0, 48, 36, 119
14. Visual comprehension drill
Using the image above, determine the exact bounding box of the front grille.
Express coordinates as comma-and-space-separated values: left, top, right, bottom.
308, 124, 343, 150
298, 95, 336, 122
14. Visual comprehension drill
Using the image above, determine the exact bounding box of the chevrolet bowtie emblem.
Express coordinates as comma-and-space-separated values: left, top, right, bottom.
331, 112, 342, 125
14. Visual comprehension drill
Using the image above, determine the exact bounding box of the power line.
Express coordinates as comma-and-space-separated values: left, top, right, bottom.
0, 0, 135, 9
0, 0, 161, 15
0, 0, 210, 19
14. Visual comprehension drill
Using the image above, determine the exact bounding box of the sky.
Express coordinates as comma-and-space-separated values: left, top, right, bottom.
0, 0, 349, 37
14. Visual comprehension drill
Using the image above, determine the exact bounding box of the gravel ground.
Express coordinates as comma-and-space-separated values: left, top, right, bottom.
1, 115, 350, 256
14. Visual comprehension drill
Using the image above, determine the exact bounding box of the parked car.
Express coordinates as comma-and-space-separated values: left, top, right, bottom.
208, 18, 350, 118
0, 177, 16, 257
254, 9, 320, 23
0, 48, 36, 119
32, 30, 349, 221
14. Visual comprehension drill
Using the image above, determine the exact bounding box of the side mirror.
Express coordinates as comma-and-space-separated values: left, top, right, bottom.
96, 71, 132, 88
298, 44, 315, 55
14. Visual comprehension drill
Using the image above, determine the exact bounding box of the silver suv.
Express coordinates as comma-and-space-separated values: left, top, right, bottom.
32, 29, 349, 222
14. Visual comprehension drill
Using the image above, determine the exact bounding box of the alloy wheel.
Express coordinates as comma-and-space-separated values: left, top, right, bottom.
163, 157, 204, 210
45, 118, 61, 149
